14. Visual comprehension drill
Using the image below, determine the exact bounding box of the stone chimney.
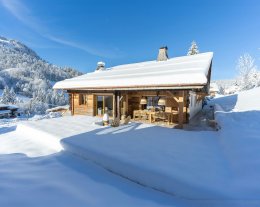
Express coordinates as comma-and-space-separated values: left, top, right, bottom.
96, 61, 105, 71
157, 46, 168, 61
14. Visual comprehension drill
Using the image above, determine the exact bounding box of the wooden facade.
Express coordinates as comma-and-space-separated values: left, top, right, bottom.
67, 89, 206, 128
54, 52, 213, 129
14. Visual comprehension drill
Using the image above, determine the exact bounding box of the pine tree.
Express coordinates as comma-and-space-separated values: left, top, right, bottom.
1, 86, 11, 104
9, 87, 17, 104
187, 41, 199, 56
0, 86, 17, 104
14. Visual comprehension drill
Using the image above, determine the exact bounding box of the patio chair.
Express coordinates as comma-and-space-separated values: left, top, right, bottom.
154, 112, 167, 123
165, 107, 172, 113
133, 110, 141, 120
140, 110, 148, 121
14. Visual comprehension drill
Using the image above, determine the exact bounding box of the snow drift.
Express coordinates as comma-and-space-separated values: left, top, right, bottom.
4, 87, 260, 201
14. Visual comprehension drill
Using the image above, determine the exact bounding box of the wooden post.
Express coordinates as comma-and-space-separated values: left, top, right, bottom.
125, 93, 128, 116
122, 96, 126, 116
69, 93, 72, 111
117, 92, 120, 119
113, 93, 116, 119
178, 91, 184, 128
71, 93, 74, 115
91, 94, 96, 116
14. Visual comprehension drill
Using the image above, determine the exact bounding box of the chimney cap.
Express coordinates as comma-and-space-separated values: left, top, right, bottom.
97, 61, 105, 67
160, 46, 168, 50
96, 61, 106, 71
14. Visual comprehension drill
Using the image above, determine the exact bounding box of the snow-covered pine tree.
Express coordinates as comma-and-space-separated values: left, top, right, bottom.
1, 86, 11, 104
236, 53, 258, 91
0, 86, 17, 104
9, 87, 17, 104
187, 41, 199, 56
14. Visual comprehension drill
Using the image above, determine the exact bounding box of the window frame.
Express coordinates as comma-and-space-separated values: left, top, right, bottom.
79, 94, 87, 105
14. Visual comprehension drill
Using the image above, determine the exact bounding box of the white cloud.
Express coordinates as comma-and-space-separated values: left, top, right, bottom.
46, 34, 117, 57
0, 0, 43, 32
0, 0, 121, 58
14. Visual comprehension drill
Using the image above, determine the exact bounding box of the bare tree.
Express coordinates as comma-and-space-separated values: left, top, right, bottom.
236, 53, 258, 91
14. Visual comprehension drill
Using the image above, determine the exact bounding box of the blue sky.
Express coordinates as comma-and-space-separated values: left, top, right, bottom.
0, 0, 259, 80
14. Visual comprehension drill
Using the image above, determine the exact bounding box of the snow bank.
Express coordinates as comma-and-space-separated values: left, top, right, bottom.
234, 87, 260, 111
0, 129, 179, 207
2, 87, 260, 202
0, 126, 61, 157
15, 123, 63, 154
214, 87, 260, 129
61, 124, 239, 199
60, 88, 260, 199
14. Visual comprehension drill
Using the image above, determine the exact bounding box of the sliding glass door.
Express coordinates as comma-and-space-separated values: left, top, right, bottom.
96, 95, 113, 116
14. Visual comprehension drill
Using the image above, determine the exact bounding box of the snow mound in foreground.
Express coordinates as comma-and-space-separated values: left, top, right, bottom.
14, 124, 63, 157
212, 86, 260, 112
234, 87, 260, 111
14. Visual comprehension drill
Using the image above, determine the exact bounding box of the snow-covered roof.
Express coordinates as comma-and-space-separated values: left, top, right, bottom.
0, 104, 8, 108
7, 105, 19, 110
53, 52, 213, 90
0, 110, 11, 115
46, 105, 69, 113
0, 104, 19, 109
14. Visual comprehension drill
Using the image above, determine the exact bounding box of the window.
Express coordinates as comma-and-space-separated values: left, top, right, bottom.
79, 94, 87, 105
147, 96, 160, 109
96, 95, 113, 116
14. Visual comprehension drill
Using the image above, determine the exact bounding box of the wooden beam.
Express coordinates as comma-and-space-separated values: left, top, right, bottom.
196, 92, 207, 96
91, 95, 95, 116
113, 94, 116, 119
116, 92, 120, 118
166, 90, 180, 103
125, 94, 128, 116
178, 91, 184, 128
174, 97, 180, 103
72, 93, 74, 115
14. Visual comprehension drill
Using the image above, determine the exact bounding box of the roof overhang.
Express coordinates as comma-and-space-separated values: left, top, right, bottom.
53, 52, 213, 91
62, 83, 205, 91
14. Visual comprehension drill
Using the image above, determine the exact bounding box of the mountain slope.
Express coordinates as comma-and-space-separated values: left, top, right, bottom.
0, 36, 82, 96
0, 36, 83, 114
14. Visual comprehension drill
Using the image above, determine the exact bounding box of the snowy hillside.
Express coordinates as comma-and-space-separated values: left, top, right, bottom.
212, 79, 236, 94
0, 36, 39, 60
0, 36, 82, 95
0, 36, 83, 114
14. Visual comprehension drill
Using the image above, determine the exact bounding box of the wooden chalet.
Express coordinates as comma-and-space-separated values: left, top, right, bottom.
0, 104, 19, 118
54, 47, 213, 128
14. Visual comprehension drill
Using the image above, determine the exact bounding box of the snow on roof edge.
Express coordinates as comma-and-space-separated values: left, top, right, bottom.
53, 52, 213, 90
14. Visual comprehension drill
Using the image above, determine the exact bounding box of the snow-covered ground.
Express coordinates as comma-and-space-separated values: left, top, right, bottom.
1, 87, 260, 206
0, 120, 184, 207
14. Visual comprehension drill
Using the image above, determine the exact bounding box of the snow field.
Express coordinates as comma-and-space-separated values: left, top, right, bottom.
1, 87, 260, 206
